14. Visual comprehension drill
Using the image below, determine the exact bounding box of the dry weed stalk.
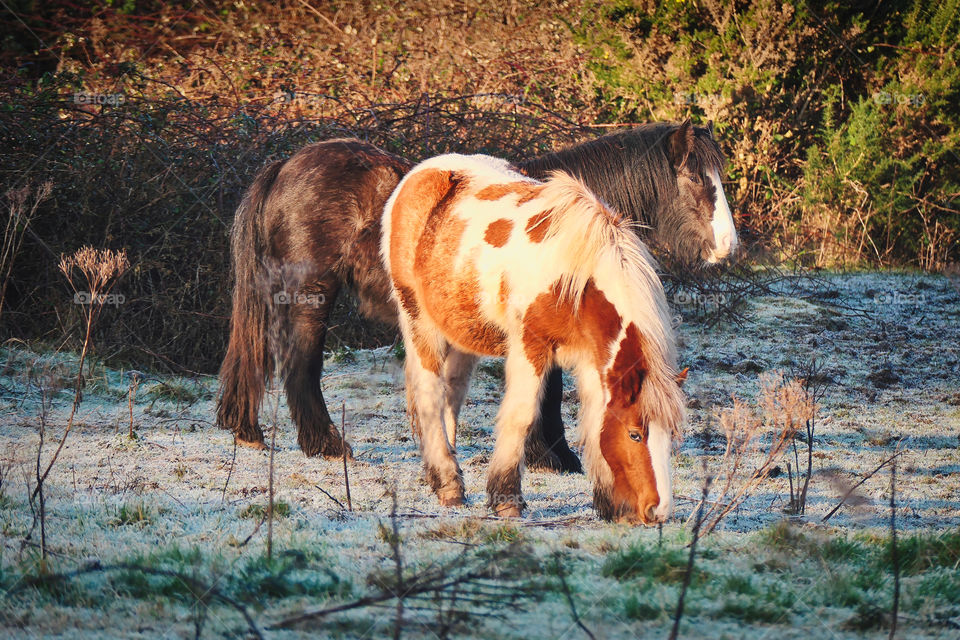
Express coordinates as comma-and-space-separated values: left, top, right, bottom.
700, 372, 816, 535
258, 258, 310, 561
31, 248, 128, 506
126, 371, 142, 438
271, 499, 538, 634
671, 463, 713, 640
1, 181, 51, 320
889, 450, 900, 639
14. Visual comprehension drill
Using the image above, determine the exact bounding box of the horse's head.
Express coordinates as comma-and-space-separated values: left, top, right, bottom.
658, 119, 738, 266
596, 325, 683, 525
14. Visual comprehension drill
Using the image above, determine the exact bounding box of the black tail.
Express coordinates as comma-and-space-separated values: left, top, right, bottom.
216, 159, 285, 444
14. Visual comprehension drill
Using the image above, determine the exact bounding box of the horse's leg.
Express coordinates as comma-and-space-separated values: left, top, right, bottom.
440, 348, 478, 449
525, 367, 583, 473
572, 365, 617, 519
284, 281, 350, 458
487, 348, 547, 517
402, 322, 464, 506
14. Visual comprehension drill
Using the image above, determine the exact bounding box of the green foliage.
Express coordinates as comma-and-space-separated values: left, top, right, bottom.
890, 528, 960, 575
717, 594, 790, 623
623, 592, 663, 620
111, 544, 346, 606
237, 501, 292, 520
577, 0, 959, 269
143, 378, 211, 405
841, 601, 889, 631
331, 344, 358, 365
229, 550, 347, 604
391, 339, 406, 362
602, 542, 706, 585
108, 501, 153, 527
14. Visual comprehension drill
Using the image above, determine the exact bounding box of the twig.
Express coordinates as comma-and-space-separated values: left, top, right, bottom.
787, 461, 796, 513
11, 562, 264, 639
342, 401, 352, 512
554, 554, 595, 640
220, 439, 237, 504
389, 492, 403, 640
821, 450, 904, 522
127, 372, 141, 439
670, 467, 712, 640
314, 484, 346, 511
267, 410, 277, 561
889, 452, 900, 640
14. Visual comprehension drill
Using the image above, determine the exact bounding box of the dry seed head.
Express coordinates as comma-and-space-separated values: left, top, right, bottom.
59, 246, 130, 291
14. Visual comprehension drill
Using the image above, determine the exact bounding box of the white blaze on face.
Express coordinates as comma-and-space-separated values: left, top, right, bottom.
647, 419, 674, 522
705, 167, 738, 263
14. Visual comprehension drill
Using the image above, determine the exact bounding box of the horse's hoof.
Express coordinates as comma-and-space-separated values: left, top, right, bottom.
236, 438, 268, 450
492, 503, 522, 518
438, 494, 464, 507
313, 439, 353, 460
437, 487, 465, 507
526, 448, 583, 474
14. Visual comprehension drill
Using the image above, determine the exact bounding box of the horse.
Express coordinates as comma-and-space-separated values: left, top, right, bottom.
216, 119, 734, 470
382, 154, 685, 523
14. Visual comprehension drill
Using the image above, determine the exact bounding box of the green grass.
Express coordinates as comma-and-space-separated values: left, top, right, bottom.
602, 542, 706, 585
623, 592, 664, 620
108, 501, 153, 527
716, 594, 790, 623
892, 529, 960, 575
237, 501, 292, 520
111, 545, 347, 606
144, 378, 211, 405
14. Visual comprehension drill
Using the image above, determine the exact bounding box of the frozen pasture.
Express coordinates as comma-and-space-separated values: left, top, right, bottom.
0, 271, 958, 639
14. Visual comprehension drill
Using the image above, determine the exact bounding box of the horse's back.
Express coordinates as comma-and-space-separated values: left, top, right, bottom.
384, 154, 593, 357
258, 139, 411, 322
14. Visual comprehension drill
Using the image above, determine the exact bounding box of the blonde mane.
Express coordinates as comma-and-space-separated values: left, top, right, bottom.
534, 170, 684, 440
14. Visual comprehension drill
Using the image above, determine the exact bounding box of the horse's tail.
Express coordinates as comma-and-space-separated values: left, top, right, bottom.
216, 158, 286, 439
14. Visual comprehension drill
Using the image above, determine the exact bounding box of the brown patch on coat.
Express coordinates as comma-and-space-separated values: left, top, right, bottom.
475, 182, 544, 204
388, 168, 507, 358
521, 279, 622, 376
484, 218, 513, 247
426, 271, 508, 357
599, 323, 660, 523
525, 209, 554, 243
388, 168, 468, 371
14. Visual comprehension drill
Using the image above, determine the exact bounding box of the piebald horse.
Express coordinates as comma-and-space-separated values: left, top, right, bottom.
382, 154, 685, 523
217, 120, 733, 473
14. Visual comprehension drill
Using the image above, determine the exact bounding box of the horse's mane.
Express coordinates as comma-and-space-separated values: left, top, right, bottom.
533, 170, 684, 439
518, 122, 724, 228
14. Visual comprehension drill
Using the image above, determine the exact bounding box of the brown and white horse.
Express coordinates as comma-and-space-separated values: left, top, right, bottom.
382, 154, 685, 524
217, 120, 732, 473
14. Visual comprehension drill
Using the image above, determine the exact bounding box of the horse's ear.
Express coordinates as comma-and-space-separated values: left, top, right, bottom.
669, 119, 694, 170
616, 367, 643, 405
675, 367, 689, 387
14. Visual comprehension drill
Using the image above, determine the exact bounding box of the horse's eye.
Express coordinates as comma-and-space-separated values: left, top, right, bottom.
629, 431, 644, 443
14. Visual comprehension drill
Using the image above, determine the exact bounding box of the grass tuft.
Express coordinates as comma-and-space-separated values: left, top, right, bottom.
602, 543, 707, 585
238, 501, 292, 520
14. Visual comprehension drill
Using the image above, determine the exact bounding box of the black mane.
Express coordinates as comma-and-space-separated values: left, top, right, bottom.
518, 122, 724, 228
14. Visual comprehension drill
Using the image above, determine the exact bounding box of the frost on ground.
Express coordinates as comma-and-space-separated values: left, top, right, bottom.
1, 271, 958, 639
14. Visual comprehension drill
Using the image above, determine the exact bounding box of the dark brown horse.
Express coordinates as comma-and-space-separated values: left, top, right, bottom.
216, 120, 737, 470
